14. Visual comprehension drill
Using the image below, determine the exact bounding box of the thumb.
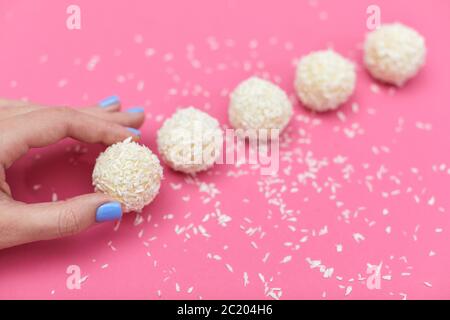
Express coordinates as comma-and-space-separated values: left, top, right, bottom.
20, 193, 123, 243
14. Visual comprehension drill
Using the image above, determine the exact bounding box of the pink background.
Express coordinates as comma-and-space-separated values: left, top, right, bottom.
0, 0, 449, 299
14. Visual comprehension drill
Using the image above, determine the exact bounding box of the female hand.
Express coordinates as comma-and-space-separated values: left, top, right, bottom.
0, 96, 145, 250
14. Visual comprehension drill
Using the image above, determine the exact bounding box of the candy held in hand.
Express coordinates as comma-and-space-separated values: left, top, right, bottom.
92, 137, 163, 213
295, 49, 356, 112
157, 107, 223, 174
364, 23, 426, 86
229, 76, 292, 135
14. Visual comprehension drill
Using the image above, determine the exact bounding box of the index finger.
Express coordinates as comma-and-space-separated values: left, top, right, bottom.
0, 107, 140, 168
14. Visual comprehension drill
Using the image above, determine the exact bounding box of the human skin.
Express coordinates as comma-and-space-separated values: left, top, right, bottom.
0, 97, 144, 249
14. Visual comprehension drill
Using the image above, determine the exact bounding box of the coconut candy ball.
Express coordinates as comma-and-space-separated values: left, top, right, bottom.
157, 107, 223, 174
229, 76, 293, 136
364, 23, 426, 86
294, 49, 356, 112
92, 137, 163, 213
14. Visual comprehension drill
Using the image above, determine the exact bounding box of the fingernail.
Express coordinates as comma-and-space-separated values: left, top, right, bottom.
99, 95, 120, 108
127, 127, 141, 136
96, 202, 122, 222
126, 107, 145, 113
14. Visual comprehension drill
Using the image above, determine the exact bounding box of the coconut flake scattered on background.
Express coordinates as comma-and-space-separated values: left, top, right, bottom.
0, 0, 449, 301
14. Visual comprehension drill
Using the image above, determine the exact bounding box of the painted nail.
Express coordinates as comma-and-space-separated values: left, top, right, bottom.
99, 95, 120, 108
126, 107, 145, 113
96, 202, 122, 222
127, 127, 141, 136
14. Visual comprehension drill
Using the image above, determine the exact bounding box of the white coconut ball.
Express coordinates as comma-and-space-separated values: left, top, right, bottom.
157, 107, 223, 174
229, 77, 292, 135
295, 49, 356, 112
364, 23, 426, 86
92, 137, 163, 213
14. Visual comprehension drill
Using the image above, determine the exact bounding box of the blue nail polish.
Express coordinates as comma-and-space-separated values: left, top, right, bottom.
127, 127, 141, 136
99, 95, 120, 108
96, 202, 122, 222
126, 107, 145, 113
